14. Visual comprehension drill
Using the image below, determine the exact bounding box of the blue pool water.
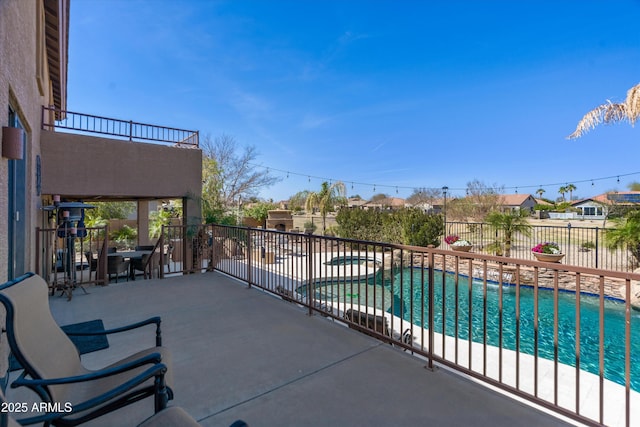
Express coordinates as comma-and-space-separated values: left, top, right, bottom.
377, 269, 640, 392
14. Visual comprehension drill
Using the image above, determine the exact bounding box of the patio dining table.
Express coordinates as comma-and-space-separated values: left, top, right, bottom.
107, 250, 152, 280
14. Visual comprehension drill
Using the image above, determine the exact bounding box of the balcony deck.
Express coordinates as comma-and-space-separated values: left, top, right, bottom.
7, 272, 574, 426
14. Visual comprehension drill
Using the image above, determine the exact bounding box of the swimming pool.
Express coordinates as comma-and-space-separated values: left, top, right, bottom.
303, 268, 640, 392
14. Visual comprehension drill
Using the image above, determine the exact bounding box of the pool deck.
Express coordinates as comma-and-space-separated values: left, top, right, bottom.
6, 271, 582, 427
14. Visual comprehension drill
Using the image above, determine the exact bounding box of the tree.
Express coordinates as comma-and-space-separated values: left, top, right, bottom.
568, 82, 640, 139
558, 186, 567, 201
407, 187, 442, 211
305, 181, 347, 234
244, 202, 278, 228
535, 188, 545, 199
200, 134, 280, 208
287, 190, 310, 213
605, 210, 640, 265
628, 182, 640, 191
447, 180, 503, 221
397, 208, 443, 247
370, 193, 389, 203
85, 202, 135, 222
485, 209, 532, 257
566, 184, 577, 201
149, 209, 175, 238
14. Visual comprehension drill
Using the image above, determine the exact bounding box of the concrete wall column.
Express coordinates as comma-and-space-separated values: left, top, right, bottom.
137, 201, 150, 246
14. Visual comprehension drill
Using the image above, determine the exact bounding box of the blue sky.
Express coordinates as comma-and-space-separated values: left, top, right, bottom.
68, 0, 640, 202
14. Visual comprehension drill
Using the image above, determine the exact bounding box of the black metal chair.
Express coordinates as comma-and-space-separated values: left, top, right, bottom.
0, 273, 173, 426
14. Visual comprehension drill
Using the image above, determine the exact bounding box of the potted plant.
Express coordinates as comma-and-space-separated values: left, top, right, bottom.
445, 235, 473, 252
531, 242, 564, 262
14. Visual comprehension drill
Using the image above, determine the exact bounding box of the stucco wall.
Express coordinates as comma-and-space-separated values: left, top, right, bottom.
0, 0, 54, 385
41, 131, 203, 199
0, 0, 50, 281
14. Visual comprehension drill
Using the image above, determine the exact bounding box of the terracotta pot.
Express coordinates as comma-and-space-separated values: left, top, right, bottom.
451, 245, 472, 252
532, 252, 564, 263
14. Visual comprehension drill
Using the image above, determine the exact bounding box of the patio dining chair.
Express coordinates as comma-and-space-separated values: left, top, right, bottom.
132, 252, 161, 280
107, 254, 130, 283
0, 272, 174, 426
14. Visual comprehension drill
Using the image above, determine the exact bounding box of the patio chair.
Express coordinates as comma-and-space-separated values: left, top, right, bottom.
107, 254, 130, 283
0, 272, 173, 426
84, 251, 98, 273
132, 252, 160, 280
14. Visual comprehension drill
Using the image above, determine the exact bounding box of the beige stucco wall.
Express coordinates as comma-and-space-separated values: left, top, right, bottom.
0, 0, 51, 282
41, 131, 203, 200
0, 0, 56, 383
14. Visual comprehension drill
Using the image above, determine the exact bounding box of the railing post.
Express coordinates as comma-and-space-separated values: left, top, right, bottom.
129, 120, 133, 141
247, 228, 253, 288
427, 246, 435, 371
595, 227, 599, 269
35, 227, 42, 277
159, 233, 165, 279
567, 223, 572, 265
307, 234, 314, 316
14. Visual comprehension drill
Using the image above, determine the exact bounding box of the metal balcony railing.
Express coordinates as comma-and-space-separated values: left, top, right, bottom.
41, 105, 199, 147
39, 221, 639, 425
200, 224, 638, 427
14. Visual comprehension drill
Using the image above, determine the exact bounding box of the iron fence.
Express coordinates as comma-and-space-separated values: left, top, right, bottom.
41, 105, 199, 146
204, 224, 639, 427
445, 221, 636, 272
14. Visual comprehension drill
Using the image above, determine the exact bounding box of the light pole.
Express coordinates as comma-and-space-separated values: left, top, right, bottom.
442, 186, 448, 232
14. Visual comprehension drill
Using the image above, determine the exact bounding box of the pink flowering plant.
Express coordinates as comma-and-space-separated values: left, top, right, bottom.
445, 235, 472, 247
531, 242, 561, 254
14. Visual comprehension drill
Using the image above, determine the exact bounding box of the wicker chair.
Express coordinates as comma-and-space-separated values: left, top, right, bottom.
107, 254, 130, 283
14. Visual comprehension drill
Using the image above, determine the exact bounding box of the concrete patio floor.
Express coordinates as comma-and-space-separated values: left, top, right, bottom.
9, 272, 577, 426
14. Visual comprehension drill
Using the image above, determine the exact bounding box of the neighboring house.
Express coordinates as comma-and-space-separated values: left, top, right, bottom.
570, 198, 608, 220
347, 198, 368, 209
570, 191, 640, 220
0, 0, 202, 283
499, 194, 537, 213
364, 197, 407, 210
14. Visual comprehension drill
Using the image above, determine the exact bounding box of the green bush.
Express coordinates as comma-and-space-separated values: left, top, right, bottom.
110, 225, 137, 249
336, 208, 443, 247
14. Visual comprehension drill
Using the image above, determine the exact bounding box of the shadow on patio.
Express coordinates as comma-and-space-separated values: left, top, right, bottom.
9, 272, 574, 426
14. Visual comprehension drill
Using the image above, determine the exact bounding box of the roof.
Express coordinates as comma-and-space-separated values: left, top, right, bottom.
500, 194, 534, 206
573, 191, 640, 206
44, 0, 70, 111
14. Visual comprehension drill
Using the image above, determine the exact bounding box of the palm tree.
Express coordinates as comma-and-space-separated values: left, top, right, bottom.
535, 188, 545, 199
558, 186, 567, 201
566, 183, 577, 201
605, 210, 640, 265
305, 181, 347, 234
485, 210, 532, 257
568, 82, 640, 139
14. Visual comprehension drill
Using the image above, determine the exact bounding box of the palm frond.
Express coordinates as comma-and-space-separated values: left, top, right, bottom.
568, 82, 640, 139
626, 83, 640, 125
567, 102, 626, 139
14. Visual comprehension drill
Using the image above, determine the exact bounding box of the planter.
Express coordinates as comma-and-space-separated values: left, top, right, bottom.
451, 245, 473, 252
532, 252, 565, 263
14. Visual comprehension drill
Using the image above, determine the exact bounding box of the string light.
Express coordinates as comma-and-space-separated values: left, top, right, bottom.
246, 162, 640, 196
